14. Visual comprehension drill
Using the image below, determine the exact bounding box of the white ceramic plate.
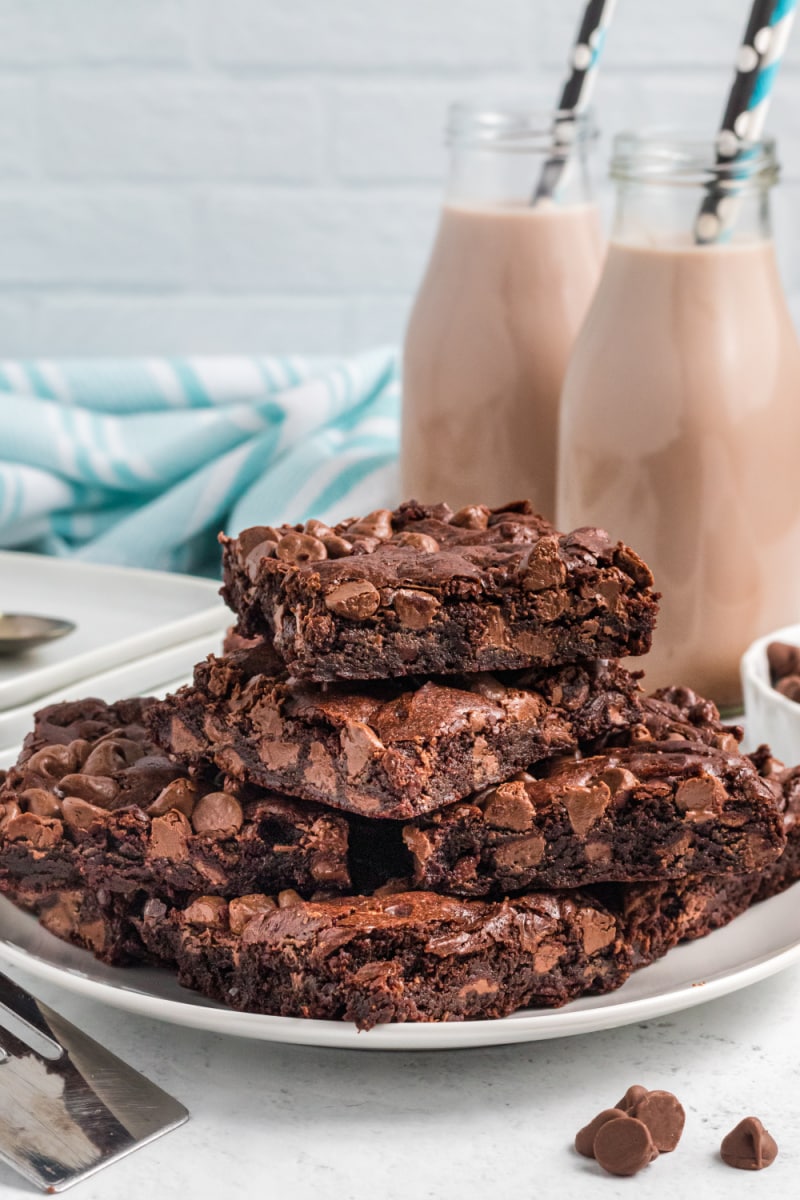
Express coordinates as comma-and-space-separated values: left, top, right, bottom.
2, 888, 799, 1052
0, 634, 215, 750
0, 552, 228, 712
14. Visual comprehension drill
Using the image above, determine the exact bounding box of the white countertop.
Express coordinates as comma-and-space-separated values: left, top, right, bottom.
3, 958, 800, 1200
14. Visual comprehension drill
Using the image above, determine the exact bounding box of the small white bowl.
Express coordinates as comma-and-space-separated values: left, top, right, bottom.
741, 623, 800, 766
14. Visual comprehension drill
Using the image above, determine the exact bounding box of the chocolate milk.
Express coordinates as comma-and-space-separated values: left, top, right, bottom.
402, 201, 604, 519
558, 236, 800, 708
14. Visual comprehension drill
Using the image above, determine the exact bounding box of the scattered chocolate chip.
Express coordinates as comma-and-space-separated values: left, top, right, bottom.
720, 1117, 778, 1170
324, 580, 381, 620
631, 1090, 685, 1152
575, 1109, 627, 1158
276, 532, 328, 565
593, 1117, 658, 1177
238, 525, 280, 557
616, 1085, 650, 1113
304, 518, 332, 538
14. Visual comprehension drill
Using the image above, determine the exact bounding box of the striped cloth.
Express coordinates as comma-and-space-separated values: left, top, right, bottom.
0, 350, 400, 576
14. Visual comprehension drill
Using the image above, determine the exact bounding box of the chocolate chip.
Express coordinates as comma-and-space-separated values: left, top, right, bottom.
149, 810, 191, 861
304, 518, 332, 538
61, 797, 108, 831
324, 580, 381, 620
767, 640, 800, 684
340, 720, 384, 777
392, 531, 440, 552
147, 777, 200, 818
184, 896, 229, 928
615, 544, 654, 587
276, 532, 328, 565
482, 783, 535, 831
277, 888, 303, 907
393, 589, 440, 629
562, 782, 612, 837
565, 527, 613, 560
244, 539, 278, 580
675, 772, 727, 821
20, 787, 62, 818
450, 505, 490, 530
322, 534, 353, 558
616, 1084, 649, 1113
720, 1117, 778, 1170
238, 525, 280, 557
82, 737, 144, 776
575, 1108, 627, 1158
522, 535, 566, 592
631, 1090, 685, 1152
347, 509, 393, 540
228, 893, 278, 933
57, 773, 119, 808
4, 812, 63, 847
25, 742, 88, 781
191, 791, 244, 834
593, 1117, 658, 1176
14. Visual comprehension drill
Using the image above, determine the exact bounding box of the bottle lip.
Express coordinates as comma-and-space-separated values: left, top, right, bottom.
611, 128, 779, 188
447, 103, 598, 152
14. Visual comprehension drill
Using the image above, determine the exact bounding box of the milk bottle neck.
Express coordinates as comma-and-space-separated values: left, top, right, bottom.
444, 104, 597, 209
609, 130, 779, 246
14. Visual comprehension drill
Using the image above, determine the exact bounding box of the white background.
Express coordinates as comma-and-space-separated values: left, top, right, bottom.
1, 0, 800, 357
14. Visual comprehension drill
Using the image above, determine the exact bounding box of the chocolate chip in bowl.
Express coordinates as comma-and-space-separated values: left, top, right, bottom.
741, 624, 800, 767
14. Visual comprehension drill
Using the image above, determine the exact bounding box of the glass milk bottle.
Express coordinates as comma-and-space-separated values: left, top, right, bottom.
558, 132, 800, 710
402, 105, 604, 520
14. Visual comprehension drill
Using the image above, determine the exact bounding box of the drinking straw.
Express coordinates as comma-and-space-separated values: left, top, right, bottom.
695, 0, 797, 243
534, 0, 618, 203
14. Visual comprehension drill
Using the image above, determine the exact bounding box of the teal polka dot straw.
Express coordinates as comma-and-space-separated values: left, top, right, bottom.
695, 0, 797, 244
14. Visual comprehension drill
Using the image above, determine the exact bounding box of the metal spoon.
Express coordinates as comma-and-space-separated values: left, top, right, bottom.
0, 612, 77, 655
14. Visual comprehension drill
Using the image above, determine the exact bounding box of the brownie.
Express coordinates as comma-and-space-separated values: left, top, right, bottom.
401, 742, 785, 895
147, 644, 642, 819
0, 696, 353, 908
220, 500, 659, 681
607, 685, 743, 752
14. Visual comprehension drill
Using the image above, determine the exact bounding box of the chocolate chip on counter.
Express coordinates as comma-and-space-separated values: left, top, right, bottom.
720, 1117, 778, 1170
392, 531, 440, 552
450, 505, 490, 530
276, 532, 328, 565
631, 1090, 685, 1152
574, 1108, 628, 1159
616, 1085, 649, 1113
593, 1117, 658, 1177
191, 791, 244, 834
324, 580, 381, 620
147, 777, 200, 818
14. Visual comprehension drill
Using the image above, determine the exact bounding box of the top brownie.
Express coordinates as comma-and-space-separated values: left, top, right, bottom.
220, 500, 659, 681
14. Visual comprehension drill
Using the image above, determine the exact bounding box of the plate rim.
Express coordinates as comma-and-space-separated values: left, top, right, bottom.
3, 890, 800, 1052
0, 552, 227, 712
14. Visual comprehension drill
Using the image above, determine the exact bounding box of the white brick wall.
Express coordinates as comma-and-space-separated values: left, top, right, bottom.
0, 0, 798, 357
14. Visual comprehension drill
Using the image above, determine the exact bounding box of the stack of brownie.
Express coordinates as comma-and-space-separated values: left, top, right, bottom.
1, 500, 798, 1028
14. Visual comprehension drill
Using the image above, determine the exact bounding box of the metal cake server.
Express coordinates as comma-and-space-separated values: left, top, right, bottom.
0, 614, 76, 655
0, 972, 188, 1192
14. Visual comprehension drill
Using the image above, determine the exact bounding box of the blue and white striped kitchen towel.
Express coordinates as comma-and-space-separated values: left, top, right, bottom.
0, 349, 400, 576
